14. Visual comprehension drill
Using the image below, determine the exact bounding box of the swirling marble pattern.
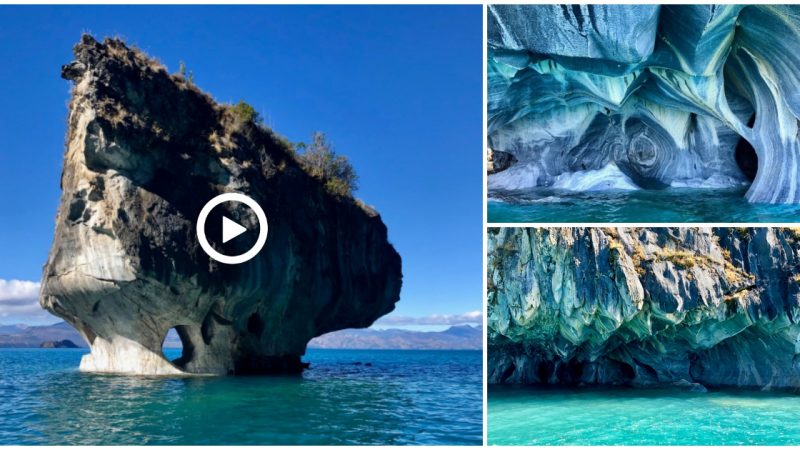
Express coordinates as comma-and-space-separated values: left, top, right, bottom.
489, 5, 800, 203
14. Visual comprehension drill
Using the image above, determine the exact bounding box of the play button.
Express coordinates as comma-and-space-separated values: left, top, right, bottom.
222, 216, 247, 243
196, 192, 268, 265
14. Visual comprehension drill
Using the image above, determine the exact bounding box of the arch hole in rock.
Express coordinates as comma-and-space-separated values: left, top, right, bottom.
735, 115, 758, 182
162, 326, 193, 366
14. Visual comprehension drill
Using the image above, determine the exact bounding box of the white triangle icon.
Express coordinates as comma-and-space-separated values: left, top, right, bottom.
222, 216, 247, 244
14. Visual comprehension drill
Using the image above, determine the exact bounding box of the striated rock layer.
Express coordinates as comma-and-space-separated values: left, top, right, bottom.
488, 227, 800, 389
40, 36, 402, 375
488, 5, 800, 203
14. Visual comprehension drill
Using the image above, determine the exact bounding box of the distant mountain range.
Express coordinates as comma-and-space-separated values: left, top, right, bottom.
308, 324, 482, 350
0, 322, 482, 351
0, 322, 87, 348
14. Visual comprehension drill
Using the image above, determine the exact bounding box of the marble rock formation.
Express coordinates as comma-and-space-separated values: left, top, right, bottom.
488, 5, 800, 203
40, 35, 402, 375
488, 227, 800, 389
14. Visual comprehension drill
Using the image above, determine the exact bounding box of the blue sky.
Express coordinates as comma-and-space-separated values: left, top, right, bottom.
0, 5, 482, 327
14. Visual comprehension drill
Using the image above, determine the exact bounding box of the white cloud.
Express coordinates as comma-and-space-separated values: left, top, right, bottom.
375, 310, 482, 326
0, 279, 54, 324
0, 279, 486, 329
0, 279, 40, 300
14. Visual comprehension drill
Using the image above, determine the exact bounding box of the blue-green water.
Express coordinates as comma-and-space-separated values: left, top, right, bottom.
0, 348, 482, 445
488, 187, 800, 222
489, 385, 800, 445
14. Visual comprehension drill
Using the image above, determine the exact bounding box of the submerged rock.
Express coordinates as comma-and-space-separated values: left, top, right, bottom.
40, 35, 402, 375
488, 5, 800, 203
487, 227, 800, 389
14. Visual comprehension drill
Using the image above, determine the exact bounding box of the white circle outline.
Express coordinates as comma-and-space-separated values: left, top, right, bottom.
196, 193, 268, 265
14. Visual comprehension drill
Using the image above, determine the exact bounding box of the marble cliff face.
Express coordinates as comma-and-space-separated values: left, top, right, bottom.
488, 5, 800, 203
40, 36, 402, 375
488, 228, 800, 389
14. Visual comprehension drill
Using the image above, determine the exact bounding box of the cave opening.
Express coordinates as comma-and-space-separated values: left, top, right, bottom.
555, 359, 585, 384
535, 360, 553, 383
619, 362, 636, 380
499, 362, 516, 383
636, 361, 659, 380
247, 312, 265, 337
735, 114, 758, 182
162, 325, 192, 366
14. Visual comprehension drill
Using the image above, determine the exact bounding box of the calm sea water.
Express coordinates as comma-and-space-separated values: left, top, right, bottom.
488, 187, 800, 222
489, 385, 800, 445
0, 348, 482, 445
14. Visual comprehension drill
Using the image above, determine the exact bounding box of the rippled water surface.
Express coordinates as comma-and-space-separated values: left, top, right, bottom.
488, 187, 800, 222
489, 385, 800, 445
0, 348, 482, 445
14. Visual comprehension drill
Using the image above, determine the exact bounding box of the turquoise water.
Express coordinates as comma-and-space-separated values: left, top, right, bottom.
488, 187, 800, 222
489, 385, 800, 445
0, 348, 482, 445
